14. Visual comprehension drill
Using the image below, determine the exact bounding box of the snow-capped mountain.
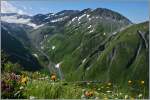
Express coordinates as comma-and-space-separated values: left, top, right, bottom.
1, 1, 132, 31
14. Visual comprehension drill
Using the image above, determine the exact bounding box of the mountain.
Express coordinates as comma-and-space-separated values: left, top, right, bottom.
1, 7, 148, 86
1, 8, 133, 70
37, 9, 148, 86
29, 8, 132, 49
1, 21, 32, 47
36, 8, 132, 61
1, 26, 42, 71
1, 8, 132, 46
62, 21, 149, 82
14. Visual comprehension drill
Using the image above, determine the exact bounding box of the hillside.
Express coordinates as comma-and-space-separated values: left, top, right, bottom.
1, 27, 42, 71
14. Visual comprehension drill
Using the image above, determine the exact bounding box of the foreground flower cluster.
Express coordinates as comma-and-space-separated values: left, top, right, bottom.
1, 72, 28, 99
1, 71, 148, 99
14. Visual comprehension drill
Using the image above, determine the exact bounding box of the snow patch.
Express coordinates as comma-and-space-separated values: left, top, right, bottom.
82, 58, 86, 63
41, 46, 44, 49
88, 18, 91, 21
52, 46, 55, 50
32, 24, 44, 29
87, 14, 90, 18
45, 16, 50, 19
89, 29, 94, 33
33, 54, 38, 58
51, 16, 68, 22
112, 31, 117, 35
78, 14, 86, 21
55, 63, 61, 68
86, 67, 91, 71
44, 35, 48, 39
104, 32, 106, 35
72, 17, 77, 22
88, 25, 92, 29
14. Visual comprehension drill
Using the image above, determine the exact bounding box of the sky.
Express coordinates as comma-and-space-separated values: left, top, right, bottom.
1, 0, 149, 23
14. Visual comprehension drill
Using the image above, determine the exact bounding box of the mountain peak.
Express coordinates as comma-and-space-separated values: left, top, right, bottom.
81, 8, 92, 13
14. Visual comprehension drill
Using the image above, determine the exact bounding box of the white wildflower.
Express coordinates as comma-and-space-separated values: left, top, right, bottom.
124, 95, 128, 99
30, 96, 35, 99
138, 93, 142, 98
19, 86, 24, 90
106, 90, 111, 93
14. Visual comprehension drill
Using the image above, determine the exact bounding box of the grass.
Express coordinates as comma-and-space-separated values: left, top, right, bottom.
25, 78, 148, 99
26, 80, 83, 99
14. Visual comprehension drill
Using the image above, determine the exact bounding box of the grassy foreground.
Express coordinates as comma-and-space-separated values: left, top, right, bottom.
1, 71, 148, 99
26, 79, 147, 99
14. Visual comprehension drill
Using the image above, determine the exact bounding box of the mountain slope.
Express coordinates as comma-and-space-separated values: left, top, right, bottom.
1, 27, 42, 71
61, 21, 149, 88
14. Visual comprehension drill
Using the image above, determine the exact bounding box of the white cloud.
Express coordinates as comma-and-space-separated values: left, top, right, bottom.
1, 1, 27, 15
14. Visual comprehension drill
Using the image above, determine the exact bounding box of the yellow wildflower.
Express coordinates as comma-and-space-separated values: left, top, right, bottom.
104, 97, 108, 100
140, 80, 144, 85
21, 76, 28, 84
51, 74, 56, 81
128, 80, 132, 84
130, 97, 135, 100
107, 82, 112, 86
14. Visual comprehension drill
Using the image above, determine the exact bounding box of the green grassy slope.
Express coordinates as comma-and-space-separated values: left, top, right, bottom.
42, 21, 148, 91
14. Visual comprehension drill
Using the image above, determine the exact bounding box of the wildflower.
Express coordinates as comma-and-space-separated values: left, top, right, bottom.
107, 82, 112, 86
119, 92, 122, 95
89, 91, 94, 97
30, 96, 35, 99
124, 95, 128, 99
19, 86, 24, 90
51, 73, 56, 81
84, 91, 94, 97
128, 80, 132, 84
85, 91, 90, 97
130, 97, 135, 100
106, 90, 111, 93
140, 80, 144, 85
21, 76, 28, 84
87, 82, 90, 85
138, 93, 142, 98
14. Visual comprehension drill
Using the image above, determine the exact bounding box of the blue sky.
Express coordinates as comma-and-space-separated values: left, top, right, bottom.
7, 0, 149, 23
